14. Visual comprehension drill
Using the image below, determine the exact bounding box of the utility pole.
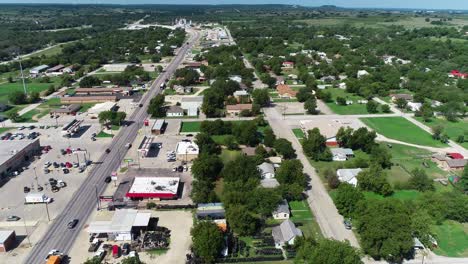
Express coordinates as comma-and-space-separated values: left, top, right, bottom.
23, 209, 32, 247
44, 202, 50, 222
19, 58, 28, 96
95, 185, 100, 211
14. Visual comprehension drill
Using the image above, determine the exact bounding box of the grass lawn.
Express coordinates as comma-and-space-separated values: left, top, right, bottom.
360, 117, 446, 147
212, 135, 235, 145
180, 121, 201, 133
289, 200, 323, 239
79, 103, 97, 113
96, 131, 114, 138
219, 149, 242, 164
415, 117, 468, 149
0, 127, 13, 134
432, 220, 468, 257
324, 88, 375, 115
363, 190, 422, 201
16, 109, 40, 123
0, 78, 60, 104
292, 128, 305, 139
163, 89, 176, 95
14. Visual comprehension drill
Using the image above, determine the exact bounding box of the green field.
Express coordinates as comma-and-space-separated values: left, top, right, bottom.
0, 127, 12, 134
363, 190, 422, 201
0, 78, 61, 104
96, 131, 114, 138
415, 117, 468, 149
324, 88, 377, 115
360, 117, 446, 147
180, 121, 201, 133
289, 200, 323, 239
432, 220, 468, 257
219, 149, 242, 165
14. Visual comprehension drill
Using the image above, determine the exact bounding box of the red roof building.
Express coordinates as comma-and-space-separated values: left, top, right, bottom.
282, 61, 295, 68
447, 153, 464, 160
450, 70, 468, 79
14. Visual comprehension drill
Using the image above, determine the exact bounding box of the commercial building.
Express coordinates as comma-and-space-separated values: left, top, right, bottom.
87, 102, 117, 118
166, 105, 184, 117
0, 230, 16, 252
137, 136, 154, 158
87, 209, 151, 241
0, 139, 41, 180
49, 104, 81, 116
151, 119, 166, 135
29, 65, 49, 76
300, 119, 363, 147
126, 176, 180, 200
175, 141, 199, 161
102, 63, 135, 72
75, 88, 132, 96
60, 96, 118, 104
181, 96, 203, 116
226, 104, 252, 116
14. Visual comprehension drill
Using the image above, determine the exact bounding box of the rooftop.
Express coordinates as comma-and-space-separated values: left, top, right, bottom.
300, 119, 362, 139
337, 168, 363, 183
272, 219, 302, 243
175, 141, 199, 155
127, 176, 180, 199
258, 162, 275, 175
0, 139, 39, 165
273, 200, 290, 215
181, 96, 204, 103
0, 230, 14, 243
87, 102, 117, 114
152, 119, 165, 130
87, 209, 150, 234
226, 104, 252, 111
331, 148, 354, 156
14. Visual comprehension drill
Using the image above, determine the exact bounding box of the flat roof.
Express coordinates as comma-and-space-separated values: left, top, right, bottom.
87, 209, 150, 234
300, 119, 363, 139
87, 102, 117, 114
175, 141, 199, 155
127, 177, 180, 199
152, 119, 165, 130
0, 230, 14, 243
0, 139, 39, 165
181, 96, 204, 103
138, 136, 154, 152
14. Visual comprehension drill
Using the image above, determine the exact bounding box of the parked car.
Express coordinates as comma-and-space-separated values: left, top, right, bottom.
122, 243, 131, 255
104, 176, 112, 183
6, 215, 20, 221
51, 185, 60, 193
67, 219, 79, 229
53, 162, 60, 168
44, 168, 50, 174
44, 161, 51, 168
23, 186, 30, 193
62, 168, 70, 174
344, 219, 352, 230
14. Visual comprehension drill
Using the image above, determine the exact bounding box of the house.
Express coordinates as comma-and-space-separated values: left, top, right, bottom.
181, 96, 203, 116
61, 65, 74, 74
282, 61, 294, 68
272, 220, 303, 249
407, 102, 422, 112
226, 104, 252, 116
241, 147, 256, 156
166, 105, 184, 117
0, 230, 16, 252
258, 162, 275, 179
317, 84, 332, 90
276, 76, 285, 85
233, 90, 249, 102
357, 70, 369, 78
261, 178, 280, 188
320, 75, 336, 83
229, 75, 242, 83
276, 84, 297, 98
174, 85, 193, 94
331, 148, 354, 161
390, 94, 413, 102
184, 62, 203, 69
449, 70, 468, 79
338, 82, 347, 89
29, 65, 49, 76
336, 168, 363, 186
431, 153, 467, 171
272, 200, 290, 220
46, 64, 65, 74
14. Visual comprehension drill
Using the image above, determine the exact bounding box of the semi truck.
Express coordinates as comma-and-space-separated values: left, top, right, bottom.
46, 255, 61, 264
25, 193, 52, 204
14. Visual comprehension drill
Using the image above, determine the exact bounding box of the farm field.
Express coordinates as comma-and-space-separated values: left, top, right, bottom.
432, 220, 468, 257
415, 117, 468, 149
360, 117, 446, 148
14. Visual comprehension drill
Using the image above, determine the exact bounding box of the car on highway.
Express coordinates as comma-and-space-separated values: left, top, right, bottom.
6, 215, 20, 221
104, 176, 112, 183
125, 143, 132, 149
67, 219, 79, 229
105, 148, 111, 154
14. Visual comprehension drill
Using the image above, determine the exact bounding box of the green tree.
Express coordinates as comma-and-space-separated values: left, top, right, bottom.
275, 159, 306, 186
191, 221, 224, 264
418, 102, 434, 122
251, 89, 270, 106
336, 96, 347, 106
83, 257, 101, 264
431, 125, 444, 140
191, 154, 223, 182
357, 165, 393, 196
296, 87, 313, 102
408, 169, 434, 192
381, 104, 391, 113
147, 94, 166, 117
263, 128, 276, 147
370, 145, 392, 169
304, 97, 318, 114
222, 155, 260, 183
302, 128, 327, 161
8, 91, 27, 105
195, 133, 220, 155
274, 138, 296, 159
79, 76, 101, 88
395, 98, 407, 109
459, 163, 468, 193
121, 256, 145, 264
295, 238, 363, 264
334, 183, 364, 217
366, 101, 378, 113
232, 121, 260, 146
225, 205, 257, 235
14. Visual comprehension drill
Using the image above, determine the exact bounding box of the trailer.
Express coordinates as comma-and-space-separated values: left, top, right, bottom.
25, 193, 52, 204
61, 119, 83, 138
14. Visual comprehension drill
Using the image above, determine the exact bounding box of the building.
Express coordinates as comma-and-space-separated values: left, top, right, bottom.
151, 119, 166, 135
432, 153, 467, 171
357, 70, 370, 78
226, 104, 252, 116
175, 141, 199, 161
174, 85, 193, 94
102, 63, 135, 72
184, 62, 203, 69
49, 104, 81, 116
166, 105, 184, 117
272, 220, 302, 249
276, 84, 297, 98
229, 75, 242, 83
300, 119, 362, 147
61, 96, 117, 104
87, 102, 117, 118
46, 64, 65, 74
331, 148, 354, 161
181, 96, 203, 116
449, 70, 468, 79
75, 88, 131, 96
336, 168, 363, 187
258, 162, 275, 179
87, 209, 151, 241
126, 176, 180, 200
233, 90, 249, 102
29, 65, 49, 76
407, 102, 422, 112
390, 94, 413, 102
137, 136, 154, 158
272, 200, 290, 220
196, 203, 225, 219
282, 61, 295, 68
0, 230, 16, 252
0, 139, 41, 180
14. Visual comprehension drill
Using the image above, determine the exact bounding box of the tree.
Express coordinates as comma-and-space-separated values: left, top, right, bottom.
432, 125, 444, 140
369, 145, 392, 169
147, 94, 166, 117
83, 257, 102, 264
395, 98, 407, 109
459, 163, 468, 193
251, 89, 270, 106
304, 97, 318, 114
357, 165, 393, 196
121, 256, 145, 264
191, 221, 224, 264
8, 91, 27, 105
79, 76, 101, 88
366, 101, 378, 113
232, 121, 260, 146
302, 128, 327, 161
248, 188, 282, 216
6, 110, 19, 122
98, 111, 126, 126
336, 96, 347, 106
275, 159, 306, 186
381, 104, 391, 113
295, 237, 363, 264
418, 102, 434, 122
274, 138, 296, 159
195, 133, 220, 155
225, 205, 257, 236
191, 179, 217, 203
191, 154, 223, 182
222, 155, 260, 183
408, 169, 434, 192
263, 128, 276, 147
334, 183, 364, 217
296, 87, 313, 102
7, 76, 13, 83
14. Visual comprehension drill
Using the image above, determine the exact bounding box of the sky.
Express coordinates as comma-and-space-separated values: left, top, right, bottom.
0, 0, 467, 10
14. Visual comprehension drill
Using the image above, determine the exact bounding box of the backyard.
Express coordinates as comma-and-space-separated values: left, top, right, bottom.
360, 117, 446, 147
289, 200, 322, 239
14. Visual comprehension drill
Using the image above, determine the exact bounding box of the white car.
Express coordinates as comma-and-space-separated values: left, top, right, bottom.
45, 249, 63, 260
44, 162, 52, 168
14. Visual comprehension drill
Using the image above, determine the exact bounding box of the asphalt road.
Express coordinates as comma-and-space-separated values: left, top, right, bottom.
24, 29, 201, 264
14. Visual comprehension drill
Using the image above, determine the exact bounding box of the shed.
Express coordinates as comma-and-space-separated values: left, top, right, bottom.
151, 119, 166, 135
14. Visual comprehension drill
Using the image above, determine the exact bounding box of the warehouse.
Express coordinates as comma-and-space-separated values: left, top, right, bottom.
151, 119, 166, 135
49, 104, 81, 116
0, 139, 41, 180
60, 96, 118, 104
87, 102, 117, 118
175, 140, 199, 161
0, 230, 16, 252
87, 209, 151, 241
126, 176, 180, 200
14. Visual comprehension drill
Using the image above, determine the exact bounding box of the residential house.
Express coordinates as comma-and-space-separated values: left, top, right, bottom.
276, 76, 285, 85
282, 61, 294, 68
29, 65, 49, 77
432, 153, 467, 171
357, 70, 369, 79
181, 96, 203, 116
233, 90, 250, 102
166, 105, 184, 117
336, 168, 363, 186
317, 84, 332, 90
229, 75, 242, 83
320, 75, 336, 83
390, 94, 413, 102
338, 82, 347, 89
272, 200, 290, 220
331, 148, 354, 161
174, 85, 193, 94
276, 84, 297, 98
449, 70, 468, 79
226, 104, 252, 116
257, 162, 275, 179
272, 220, 303, 249
407, 102, 422, 112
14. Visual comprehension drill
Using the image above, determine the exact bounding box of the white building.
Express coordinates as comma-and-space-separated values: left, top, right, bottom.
331, 148, 354, 161
87, 102, 117, 118
336, 168, 363, 187
357, 70, 370, 78
272, 220, 302, 249
257, 162, 275, 179
407, 102, 422, 112
126, 176, 180, 200
175, 141, 199, 161
103, 63, 134, 72
272, 200, 290, 220
181, 96, 203, 116
229, 75, 242, 83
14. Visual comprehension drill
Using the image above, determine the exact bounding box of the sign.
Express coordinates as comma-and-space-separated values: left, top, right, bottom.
144, 119, 149, 126
99, 195, 113, 202
111, 176, 118, 181
124, 158, 133, 163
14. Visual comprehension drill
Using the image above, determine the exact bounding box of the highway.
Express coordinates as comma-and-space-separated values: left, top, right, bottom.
24, 29, 201, 264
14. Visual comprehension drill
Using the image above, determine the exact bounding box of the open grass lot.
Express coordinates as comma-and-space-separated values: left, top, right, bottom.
289, 200, 322, 239
360, 117, 446, 147
180, 121, 201, 133
415, 117, 468, 149
362, 190, 421, 201
432, 220, 468, 257
0, 78, 61, 103
324, 88, 374, 115
219, 149, 242, 164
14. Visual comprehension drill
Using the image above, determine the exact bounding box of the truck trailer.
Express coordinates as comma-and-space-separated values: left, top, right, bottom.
25, 193, 52, 204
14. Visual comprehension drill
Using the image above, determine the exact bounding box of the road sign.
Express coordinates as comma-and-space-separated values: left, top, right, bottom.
124, 158, 133, 162
99, 195, 113, 202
